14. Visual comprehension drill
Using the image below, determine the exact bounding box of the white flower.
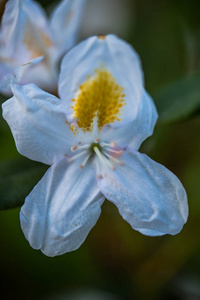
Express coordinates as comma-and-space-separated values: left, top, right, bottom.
2, 35, 188, 257
0, 0, 86, 94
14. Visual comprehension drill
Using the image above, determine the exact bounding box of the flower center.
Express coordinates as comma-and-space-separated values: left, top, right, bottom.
90, 142, 101, 152
70, 67, 126, 133
67, 139, 124, 172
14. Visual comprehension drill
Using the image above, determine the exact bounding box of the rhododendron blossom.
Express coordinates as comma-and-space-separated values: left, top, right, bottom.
0, 0, 86, 94
2, 35, 188, 257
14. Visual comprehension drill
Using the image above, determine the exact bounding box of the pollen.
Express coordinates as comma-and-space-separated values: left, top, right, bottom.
69, 123, 78, 136
71, 68, 126, 132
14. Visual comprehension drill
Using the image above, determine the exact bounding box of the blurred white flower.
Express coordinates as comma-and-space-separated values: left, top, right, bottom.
2, 35, 188, 257
0, 0, 86, 94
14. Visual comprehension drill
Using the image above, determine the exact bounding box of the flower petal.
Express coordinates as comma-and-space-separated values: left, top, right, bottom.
99, 89, 158, 150
20, 157, 104, 256
0, 56, 43, 95
1, 0, 53, 60
97, 149, 188, 236
59, 34, 143, 127
0, 59, 14, 82
0, 0, 57, 92
22, 0, 51, 35
2, 83, 76, 165
50, 0, 87, 56
1, 0, 27, 61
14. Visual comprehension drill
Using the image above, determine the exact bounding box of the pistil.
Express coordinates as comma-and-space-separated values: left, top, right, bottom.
94, 146, 115, 170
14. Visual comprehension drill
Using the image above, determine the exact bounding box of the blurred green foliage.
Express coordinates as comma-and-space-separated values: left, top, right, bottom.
1, 0, 200, 299
0, 158, 48, 210
154, 72, 200, 124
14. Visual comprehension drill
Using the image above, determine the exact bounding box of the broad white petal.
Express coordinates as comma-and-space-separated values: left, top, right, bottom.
2, 84, 76, 165
1, 0, 34, 62
1, 0, 53, 63
22, 0, 50, 34
0, 0, 58, 91
97, 149, 188, 236
21, 0, 55, 54
100, 89, 158, 150
20, 157, 104, 256
59, 34, 143, 127
1, 0, 27, 61
50, 0, 86, 56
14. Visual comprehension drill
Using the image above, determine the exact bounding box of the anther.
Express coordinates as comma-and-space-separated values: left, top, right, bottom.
110, 142, 116, 148
71, 145, 78, 151
95, 138, 100, 143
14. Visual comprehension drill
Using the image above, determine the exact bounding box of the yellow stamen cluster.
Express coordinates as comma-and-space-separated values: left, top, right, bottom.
71, 68, 126, 132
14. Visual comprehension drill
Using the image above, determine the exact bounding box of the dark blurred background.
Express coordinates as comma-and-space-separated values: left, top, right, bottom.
1, 0, 200, 299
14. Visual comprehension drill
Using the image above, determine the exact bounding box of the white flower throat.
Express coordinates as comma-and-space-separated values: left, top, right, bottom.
65, 67, 126, 173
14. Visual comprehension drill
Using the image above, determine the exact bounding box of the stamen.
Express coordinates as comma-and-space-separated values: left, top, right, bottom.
80, 154, 91, 168
103, 147, 123, 155
71, 144, 90, 152
100, 141, 116, 148
69, 149, 88, 162
100, 142, 111, 147
103, 150, 124, 166
79, 144, 90, 151
69, 139, 124, 171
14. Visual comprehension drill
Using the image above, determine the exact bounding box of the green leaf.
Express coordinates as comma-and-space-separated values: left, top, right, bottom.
0, 92, 8, 104
0, 157, 48, 210
154, 72, 200, 124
